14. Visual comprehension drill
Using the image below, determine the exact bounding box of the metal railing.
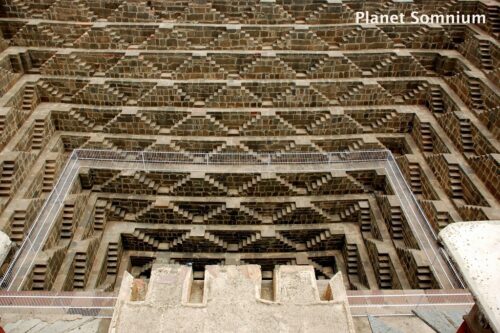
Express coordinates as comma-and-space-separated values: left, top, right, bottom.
347, 289, 474, 317
0, 149, 468, 316
1, 152, 79, 291
0, 291, 117, 317
73, 149, 391, 165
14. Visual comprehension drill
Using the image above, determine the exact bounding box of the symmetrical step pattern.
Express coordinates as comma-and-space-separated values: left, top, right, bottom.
0, 0, 498, 296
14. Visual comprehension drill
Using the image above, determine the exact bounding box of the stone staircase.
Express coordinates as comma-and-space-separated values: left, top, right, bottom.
416, 265, 433, 289
304, 3, 328, 24
305, 230, 332, 249
3, 0, 31, 17
239, 57, 296, 79
236, 174, 262, 193
31, 119, 45, 151
114, 55, 160, 78
31, 263, 46, 290
343, 242, 358, 276
273, 231, 300, 250
73, 83, 129, 105
102, 112, 124, 132
238, 205, 266, 223
378, 252, 392, 289
436, 0, 458, 15
105, 202, 125, 220
459, 118, 474, 153
201, 204, 226, 222
38, 81, 64, 100
468, 77, 485, 111
67, 54, 95, 73
389, 206, 403, 240
274, 175, 306, 195
95, 171, 122, 192
203, 174, 230, 193
265, 202, 292, 222
21, 83, 36, 114
175, 55, 226, 79
163, 175, 192, 194
60, 201, 74, 239
0, 115, 5, 139
110, 2, 156, 22
345, 174, 367, 193
419, 122, 434, 152
208, 30, 258, 49
420, 199, 450, 231
206, 114, 231, 132
359, 202, 372, 232
107, 30, 127, 45
340, 27, 363, 45
145, 29, 191, 49
402, 82, 427, 102
134, 201, 194, 222
305, 173, 332, 192
371, 55, 398, 75
41, 53, 95, 76
305, 113, 331, 133
40, 27, 65, 45
307, 259, 334, 279
305, 56, 328, 77
10, 209, 26, 242
238, 232, 261, 250
346, 139, 364, 152
478, 40, 493, 71
339, 203, 360, 221
73, 252, 87, 289
93, 200, 107, 231
132, 230, 160, 249
104, 83, 128, 104
203, 231, 228, 249
271, 141, 296, 155
448, 164, 463, 199
106, 242, 120, 275
138, 112, 161, 132
211, 142, 262, 161
408, 163, 422, 195
0, 67, 20, 91
136, 172, 160, 191
131, 202, 153, 220
68, 109, 96, 130
205, 85, 260, 108
337, 83, 363, 104
133, 261, 153, 278
183, 1, 227, 22
396, 246, 434, 289
100, 139, 123, 153
370, 111, 397, 130
0, 160, 15, 196
162, 231, 191, 251
45, 0, 97, 22
487, 5, 500, 35
42, 159, 56, 192
429, 86, 444, 113
404, 26, 429, 46
309, 204, 336, 222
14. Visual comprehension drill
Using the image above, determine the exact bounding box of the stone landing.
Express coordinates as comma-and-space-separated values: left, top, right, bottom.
110, 264, 355, 333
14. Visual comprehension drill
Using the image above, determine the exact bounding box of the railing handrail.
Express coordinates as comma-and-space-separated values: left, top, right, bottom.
0, 148, 464, 315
